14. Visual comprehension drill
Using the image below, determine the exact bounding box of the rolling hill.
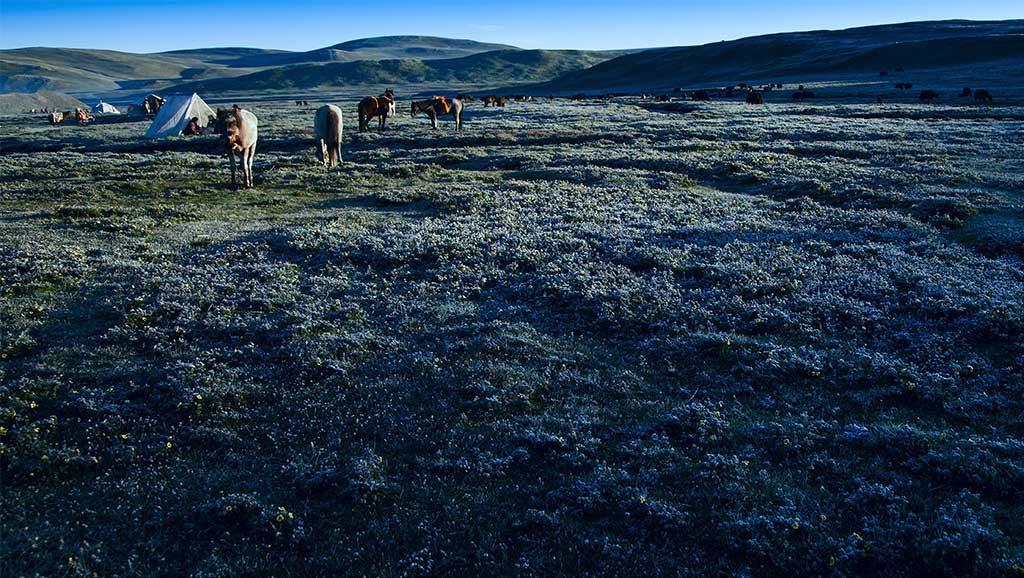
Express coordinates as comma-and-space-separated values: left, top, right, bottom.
166, 49, 621, 93
0, 90, 85, 114
525, 19, 1024, 93
217, 36, 520, 68
0, 47, 266, 93
0, 37, 523, 94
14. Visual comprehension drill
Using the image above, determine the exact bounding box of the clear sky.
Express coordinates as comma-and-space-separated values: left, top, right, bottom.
0, 0, 1019, 53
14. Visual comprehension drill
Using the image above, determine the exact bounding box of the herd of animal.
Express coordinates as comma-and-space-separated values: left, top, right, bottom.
36, 72, 1001, 191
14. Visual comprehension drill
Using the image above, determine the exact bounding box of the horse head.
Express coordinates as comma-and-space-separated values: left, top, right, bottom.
410, 101, 419, 118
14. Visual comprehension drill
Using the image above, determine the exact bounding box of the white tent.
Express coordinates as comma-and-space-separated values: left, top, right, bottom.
145, 93, 216, 138
92, 101, 120, 114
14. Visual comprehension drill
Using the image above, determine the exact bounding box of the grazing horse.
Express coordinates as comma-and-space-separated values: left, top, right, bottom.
745, 91, 764, 104
692, 90, 711, 101
482, 95, 503, 107
358, 89, 395, 132
215, 105, 259, 188
456, 93, 476, 102
410, 96, 463, 131
314, 104, 343, 167
974, 89, 993, 103
918, 89, 939, 102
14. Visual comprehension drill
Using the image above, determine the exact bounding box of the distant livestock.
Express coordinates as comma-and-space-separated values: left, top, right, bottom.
48, 110, 71, 125
959, 87, 972, 98
792, 91, 815, 100
918, 90, 939, 102
216, 105, 259, 188
974, 89, 993, 103
745, 91, 764, 104
692, 90, 711, 101
455, 94, 476, 102
314, 104, 343, 168
411, 96, 463, 131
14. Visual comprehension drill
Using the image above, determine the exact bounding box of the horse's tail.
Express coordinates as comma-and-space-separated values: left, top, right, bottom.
357, 102, 365, 132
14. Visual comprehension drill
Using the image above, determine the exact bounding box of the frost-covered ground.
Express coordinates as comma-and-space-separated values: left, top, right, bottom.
1, 97, 1022, 577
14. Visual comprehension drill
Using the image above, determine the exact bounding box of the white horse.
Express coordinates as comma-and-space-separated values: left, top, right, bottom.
411, 97, 463, 131
314, 104, 343, 167
217, 105, 259, 188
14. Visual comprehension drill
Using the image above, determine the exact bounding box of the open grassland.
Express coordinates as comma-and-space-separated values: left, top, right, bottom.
1, 96, 1023, 576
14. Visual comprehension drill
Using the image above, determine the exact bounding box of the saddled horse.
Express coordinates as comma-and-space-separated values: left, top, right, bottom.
48, 110, 73, 125
410, 96, 463, 131
358, 89, 395, 132
215, 105, 259, 188
314, 104, 343, 167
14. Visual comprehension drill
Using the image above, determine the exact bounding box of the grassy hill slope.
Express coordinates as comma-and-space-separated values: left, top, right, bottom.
168, 49, 619, 93
0, 90, 86, 114
200, 36, 521, 68
528, 19, 1024, 93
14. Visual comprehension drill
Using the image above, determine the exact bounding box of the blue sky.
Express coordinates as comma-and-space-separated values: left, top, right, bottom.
0, 0, 1019, 52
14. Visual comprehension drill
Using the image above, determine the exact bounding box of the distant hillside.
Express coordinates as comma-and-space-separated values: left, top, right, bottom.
217, 36, 520, 68
0, 90, 85, 114
168, 49, 618, 93
528, 19, 1024, 93
158, 47, 291, 62
0, 37, 518, 94
0, 47, 252, 92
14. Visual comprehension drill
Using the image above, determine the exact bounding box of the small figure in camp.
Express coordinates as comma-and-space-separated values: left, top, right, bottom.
182, 116, 203, 136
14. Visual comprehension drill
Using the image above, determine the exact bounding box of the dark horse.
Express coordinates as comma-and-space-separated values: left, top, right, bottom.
358, 89, 395, 132
411, 96, 463, 130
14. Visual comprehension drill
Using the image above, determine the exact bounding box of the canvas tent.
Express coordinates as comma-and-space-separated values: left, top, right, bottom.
92, 101, 120, 114
145, 93, 216, 138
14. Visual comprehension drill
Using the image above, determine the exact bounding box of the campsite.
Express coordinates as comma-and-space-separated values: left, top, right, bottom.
1, 18, 1023, 578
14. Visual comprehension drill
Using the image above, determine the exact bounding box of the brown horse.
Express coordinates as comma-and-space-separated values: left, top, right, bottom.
410, 96, 463, 130
358, 89, 395, 132
482, 95, 498, 107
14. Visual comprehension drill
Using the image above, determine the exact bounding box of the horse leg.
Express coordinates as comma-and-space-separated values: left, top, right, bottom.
430, 111, 437, 129
318, 138, 328, 167
239, 148, 248, 188
246, 144, 256, 187
228, 150, 238, 188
